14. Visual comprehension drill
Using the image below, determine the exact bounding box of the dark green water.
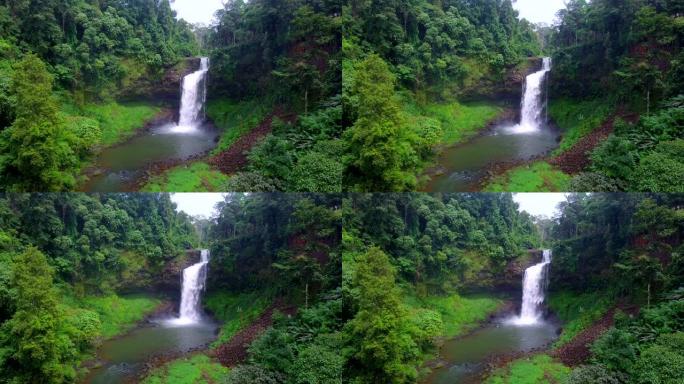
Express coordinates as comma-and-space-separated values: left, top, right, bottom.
424, 121, 560, 192
83, 318, 218, 384
82, 122, 218, 192
422, 316, 559, 384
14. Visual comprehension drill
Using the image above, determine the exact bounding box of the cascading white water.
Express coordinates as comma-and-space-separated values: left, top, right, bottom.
169, 249, 209, 325
511, 249, 552, 326
170, 57, 210, 134
507, 57, 552, 134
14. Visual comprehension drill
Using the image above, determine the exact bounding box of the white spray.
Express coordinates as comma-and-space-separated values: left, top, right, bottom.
507, 57, 552, 134
171, 57, 210, 133
511, 249, 552, 325
168, 249, 209, 325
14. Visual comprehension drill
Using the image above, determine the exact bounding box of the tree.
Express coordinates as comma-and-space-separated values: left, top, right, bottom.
343, 55, 419, 191
344, 247, 419, 383
0, 54, 78, 191
0, 248, 77, 383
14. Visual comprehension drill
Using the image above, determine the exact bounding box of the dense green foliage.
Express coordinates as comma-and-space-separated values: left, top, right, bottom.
208, 194, 341, 296
0, 0, 197, 94
342, 193, 539, 382
543, 193, 684, 384
345, 193, 538, 288
342, 0, 542, 191
0, 193, 196, 383
550, 0, 684, 192
0, 55, 80, 191
550, 194, 683, 300
201, 193, 343, 384
206, 0, 343, 192
0, 0, 198, 191
565, 291, 684, 384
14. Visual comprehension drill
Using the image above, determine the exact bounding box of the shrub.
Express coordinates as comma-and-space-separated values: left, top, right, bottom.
225, 172, 282, 192
569, 172, 623, 192
289, 149, 343, 192
564, 365, 626, 384
590, 135, 638, 181
590, 328, 637, 372
632, 140, 684, 192
409, 308, 443, 349
289, 343, 343, 384
247, 328, 295, 372
632, 344, 684, 384
223, 365, 286, 384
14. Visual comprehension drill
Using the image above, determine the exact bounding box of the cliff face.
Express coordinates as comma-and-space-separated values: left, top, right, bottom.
461, 57, 543, 103
157, 249, 202, 297
117, 57, 201, 106
497, 249, 544, 291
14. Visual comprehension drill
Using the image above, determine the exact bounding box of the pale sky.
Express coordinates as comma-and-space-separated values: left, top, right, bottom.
171, 0, 224, 24
513, 0, 566, 24
171, 193, 226, 218
513, 193, 567, 217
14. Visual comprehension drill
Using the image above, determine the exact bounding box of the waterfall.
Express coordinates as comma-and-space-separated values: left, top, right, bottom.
507, 57, 552, 134
170, 57, 210, 134
512, 249, 552, 325
169, 249, 209, 325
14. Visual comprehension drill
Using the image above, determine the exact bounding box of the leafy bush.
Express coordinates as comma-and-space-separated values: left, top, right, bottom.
632, 140, 684, 192
590, 135, 638, 180
564, 365, 626, 384
289, 148, 343, 192
225, 172, 282, 192
248, 328, 295, 372
632, 344, 684, 384
223, 365, 286, 384
409, 308, 443, 349
591, 328, 637, 372
289, 343, 343, 384
247, 135, 294, 182
569, 172, 623, 192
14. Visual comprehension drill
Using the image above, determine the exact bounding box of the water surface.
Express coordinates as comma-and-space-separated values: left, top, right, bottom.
424, 121, 559, 191
422, 317, 559, 384
82, 123, 218, 192
84, 318, 218, 384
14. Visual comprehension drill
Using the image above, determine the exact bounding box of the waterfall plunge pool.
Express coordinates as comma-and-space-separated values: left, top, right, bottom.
423, 250, 558, 383
82, 57, 219, 192
83, 317, 218, 384
82, 122, 219, 192
424, 121, 560, 191
425, 58, 560, 192
84, 250, 215, 384
422, 313, 560, 384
